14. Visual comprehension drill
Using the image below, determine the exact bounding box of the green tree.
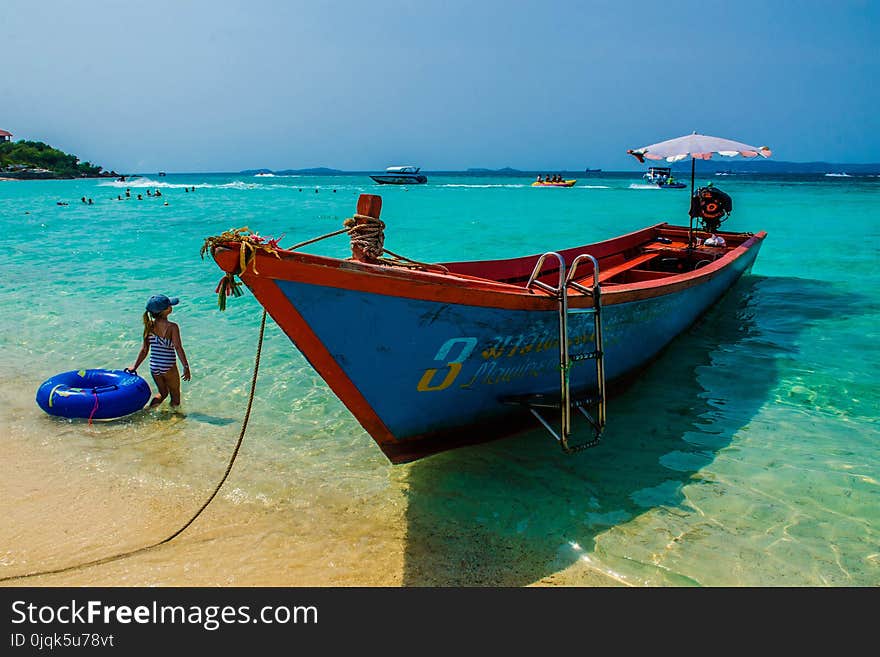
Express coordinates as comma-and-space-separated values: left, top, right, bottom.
0, 139, 106, 177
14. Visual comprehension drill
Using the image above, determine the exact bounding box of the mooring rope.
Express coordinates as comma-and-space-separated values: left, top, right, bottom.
342, 214, 449, 273
0, 311, 268, 583
203, 217, 448, 298
285, 214, 447, 272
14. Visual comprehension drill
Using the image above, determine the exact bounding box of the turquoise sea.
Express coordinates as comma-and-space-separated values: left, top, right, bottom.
0, 171, 877, 586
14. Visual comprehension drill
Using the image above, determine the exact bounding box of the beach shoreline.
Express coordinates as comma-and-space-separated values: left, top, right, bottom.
0, 371, 618, 587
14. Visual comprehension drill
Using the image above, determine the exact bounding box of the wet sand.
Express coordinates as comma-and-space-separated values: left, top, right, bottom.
0, 372, 619, 587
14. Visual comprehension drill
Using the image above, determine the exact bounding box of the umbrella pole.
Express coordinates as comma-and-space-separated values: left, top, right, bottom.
688, 157, 695, 248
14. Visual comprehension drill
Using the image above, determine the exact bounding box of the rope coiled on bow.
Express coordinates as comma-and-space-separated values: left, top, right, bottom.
342, 214, 448, 273
344, 214, 385, 261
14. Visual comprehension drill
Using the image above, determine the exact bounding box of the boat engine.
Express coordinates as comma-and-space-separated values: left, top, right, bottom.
689, 184, 733, 233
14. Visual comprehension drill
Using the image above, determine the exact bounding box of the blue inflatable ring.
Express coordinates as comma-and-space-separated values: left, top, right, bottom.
36, 369, 152, 420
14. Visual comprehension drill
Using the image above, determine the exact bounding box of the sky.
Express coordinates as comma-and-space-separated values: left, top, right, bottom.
2, 0, 878, 172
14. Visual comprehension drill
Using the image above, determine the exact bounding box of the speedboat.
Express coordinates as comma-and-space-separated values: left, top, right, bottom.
644, 166, 672, 184
370, 166, 428, 185
644, 166, 684, 188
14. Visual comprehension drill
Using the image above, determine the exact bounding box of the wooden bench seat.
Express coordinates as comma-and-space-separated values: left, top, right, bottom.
576, 252, 661, 284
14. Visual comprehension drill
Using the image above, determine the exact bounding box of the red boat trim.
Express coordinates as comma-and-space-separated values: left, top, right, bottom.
599, 231, 766, 304
214, 248, 558, 311
444, 224, 664, 282
213, 229, 765, 312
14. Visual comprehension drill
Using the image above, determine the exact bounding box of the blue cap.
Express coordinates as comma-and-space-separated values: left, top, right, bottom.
146, 294, 179, 315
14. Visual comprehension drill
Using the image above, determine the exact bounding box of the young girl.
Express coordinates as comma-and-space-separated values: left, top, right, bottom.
129, 294, 191, 409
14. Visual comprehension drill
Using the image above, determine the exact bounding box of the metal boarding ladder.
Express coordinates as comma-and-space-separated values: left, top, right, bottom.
502, 252, 606, 454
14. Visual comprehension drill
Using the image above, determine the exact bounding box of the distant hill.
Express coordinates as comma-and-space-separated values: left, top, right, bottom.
466, 167, 523, 174
279, 167, 344, 175
669, 160, 880, 174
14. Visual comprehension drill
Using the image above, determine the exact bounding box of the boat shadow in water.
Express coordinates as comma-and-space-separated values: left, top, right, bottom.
399, 275, 874, 585
182, 411, 238, 426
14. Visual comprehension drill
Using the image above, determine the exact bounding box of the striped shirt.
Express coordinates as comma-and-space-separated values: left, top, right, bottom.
149, 334, 177, 374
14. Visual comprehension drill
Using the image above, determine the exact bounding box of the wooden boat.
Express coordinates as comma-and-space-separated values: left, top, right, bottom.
532, 179, 576, 187
208, 194, 765, 464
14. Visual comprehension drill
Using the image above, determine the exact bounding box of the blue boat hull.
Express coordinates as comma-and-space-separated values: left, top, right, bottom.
274, 243, 758, 441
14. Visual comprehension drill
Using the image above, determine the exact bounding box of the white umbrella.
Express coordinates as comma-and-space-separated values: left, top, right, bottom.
627, 132, 771, 165
627, 131, 771, 245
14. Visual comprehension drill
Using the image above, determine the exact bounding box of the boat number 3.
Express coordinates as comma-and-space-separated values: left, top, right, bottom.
417, 337, 478, 392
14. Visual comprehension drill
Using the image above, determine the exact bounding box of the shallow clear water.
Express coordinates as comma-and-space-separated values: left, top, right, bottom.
1, 171, 877, 586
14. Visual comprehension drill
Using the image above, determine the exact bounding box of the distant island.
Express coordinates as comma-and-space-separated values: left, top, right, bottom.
0, 139, 117, 179
240, 162, 880, 176
240, 167, 344, 175
669, 160, 880, 174
466, 167, 523, 174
